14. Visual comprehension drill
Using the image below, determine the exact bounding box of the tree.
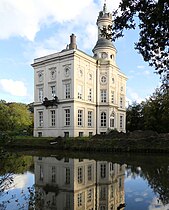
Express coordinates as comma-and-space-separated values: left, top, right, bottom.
0, 102, 10, 131
102, 0, 169, 75
8, 103, 32, 132
126, 84, 169, 133
143, 86, 169, 133
126, 101, 144, 131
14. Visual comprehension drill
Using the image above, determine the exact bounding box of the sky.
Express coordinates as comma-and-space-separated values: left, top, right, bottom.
0, 0, 160, 105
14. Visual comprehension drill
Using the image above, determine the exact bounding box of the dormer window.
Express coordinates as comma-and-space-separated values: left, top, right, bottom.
38, 72, 43, 82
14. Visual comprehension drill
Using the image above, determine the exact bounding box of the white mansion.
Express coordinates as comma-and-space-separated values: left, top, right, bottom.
32, 3, 127, 137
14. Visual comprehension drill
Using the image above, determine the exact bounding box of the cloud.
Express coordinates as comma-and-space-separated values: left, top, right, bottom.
127, 87, 144, 104
137, 65, 145, 69
0, 0, 121, 42
0, 79, 27, 96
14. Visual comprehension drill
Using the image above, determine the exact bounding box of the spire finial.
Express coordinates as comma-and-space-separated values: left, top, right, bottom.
103, 0, 107, 13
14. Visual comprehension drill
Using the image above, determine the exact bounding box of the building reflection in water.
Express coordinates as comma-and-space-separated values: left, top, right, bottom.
34, 157, 125, 210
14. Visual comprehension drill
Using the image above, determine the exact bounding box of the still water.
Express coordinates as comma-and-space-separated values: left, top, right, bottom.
0, 151, 169, 210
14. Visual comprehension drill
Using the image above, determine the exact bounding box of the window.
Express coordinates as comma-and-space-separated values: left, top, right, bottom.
120, 115, 123, 129
89, 132, 93, 137
38, 88, 43, 102
79, 132, 83, 137
88, 111, 92, 127
52, 194, 56, 206
64, 132, 69, 138
111, 184, 114, 198
120, 97, 123, 108
65, 67, 70, 77
78, 167, 83, 184
100, 186, 106, 200
101, 112, 106, 127
39, 165, 43, 181
51, 166, 56, 183
51, 85, 56, 98
89, 73, 92, 80
88, 165, 92, 181
65, 83, 70, 99
111, 91, 114, 104
78, 85, 82, 99
87, 189, 92, 203
51, 110, 55, 126
119, 177, 122, 188
38, 132, 42, 137
78, 110, 83, 127
100, 90, 107, 102
100, 205, 106, 210
77, 193, 82, 207
65, 193, 71, 208
50, 70, 56, 80
65, 109, 70, 126
65, 168, 70, 184
38, 72, 43, 82
100, 164, 106, 178
88, 88, 92, 101
38, 111, 43, 127
112, 77, 114, 83
110, 118, 114, 128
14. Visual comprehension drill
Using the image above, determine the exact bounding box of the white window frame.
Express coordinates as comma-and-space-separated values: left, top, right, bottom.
78, 166, 83, 184
120, 115, 123, 129
101, 112, 106, 127
38, 111, 43, 127
120, 97, 123, 108
51, 110, 56, 127
88, 88, 92, 101
51, 166, 56, 183
87, 165, 92, 181
88, 111, 92, 127
111, 91, 114, 104
77, 85, 83, 99
65, 168, 70, 184
38, 88, 43, 102
100, 89, 107, 102
65, 109, 70, 126
100, 163, 106, 178
65, 83, 70, 99
51, 85, 56, 98
87, 189, 92, 203
78, 110, 83, 127
77, 193, 82, 207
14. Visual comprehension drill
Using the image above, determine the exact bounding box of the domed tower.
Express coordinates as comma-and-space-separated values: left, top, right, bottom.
93, 2, 116, 62
93, 2, 127, 134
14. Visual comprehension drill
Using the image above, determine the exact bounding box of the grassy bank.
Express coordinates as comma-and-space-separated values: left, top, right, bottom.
1, 131, 169, 153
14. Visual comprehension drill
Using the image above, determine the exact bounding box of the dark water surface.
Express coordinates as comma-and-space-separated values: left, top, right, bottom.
0, 150, 169, 210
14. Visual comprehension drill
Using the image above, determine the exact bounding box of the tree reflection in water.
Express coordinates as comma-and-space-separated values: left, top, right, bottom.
126, 155, 169, 206
1, 150, 169, 209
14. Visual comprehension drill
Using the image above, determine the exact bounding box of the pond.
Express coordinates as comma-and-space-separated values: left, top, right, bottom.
0, 150, 169, 210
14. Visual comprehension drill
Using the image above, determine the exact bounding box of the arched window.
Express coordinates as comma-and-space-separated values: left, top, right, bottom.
101, 112, 106, 127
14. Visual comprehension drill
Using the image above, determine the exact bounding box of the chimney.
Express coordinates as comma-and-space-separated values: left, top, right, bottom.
69, 34, 77, 50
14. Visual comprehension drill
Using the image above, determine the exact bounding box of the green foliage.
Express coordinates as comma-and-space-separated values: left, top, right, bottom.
0, 102, 10, 131
102, 0, 169, 75
0, 101, 33, 135
126, 86, 169, 133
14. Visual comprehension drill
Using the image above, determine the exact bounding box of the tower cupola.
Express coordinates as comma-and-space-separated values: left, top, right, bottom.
93, 2, 116, 61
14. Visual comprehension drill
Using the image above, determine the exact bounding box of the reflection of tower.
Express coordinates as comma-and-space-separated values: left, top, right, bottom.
96, 161, 125, 210
34, 157, 125, 210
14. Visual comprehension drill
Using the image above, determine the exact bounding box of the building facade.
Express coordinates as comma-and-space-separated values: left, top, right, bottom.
34, 156, 125, 210
32, 3, 127, 137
